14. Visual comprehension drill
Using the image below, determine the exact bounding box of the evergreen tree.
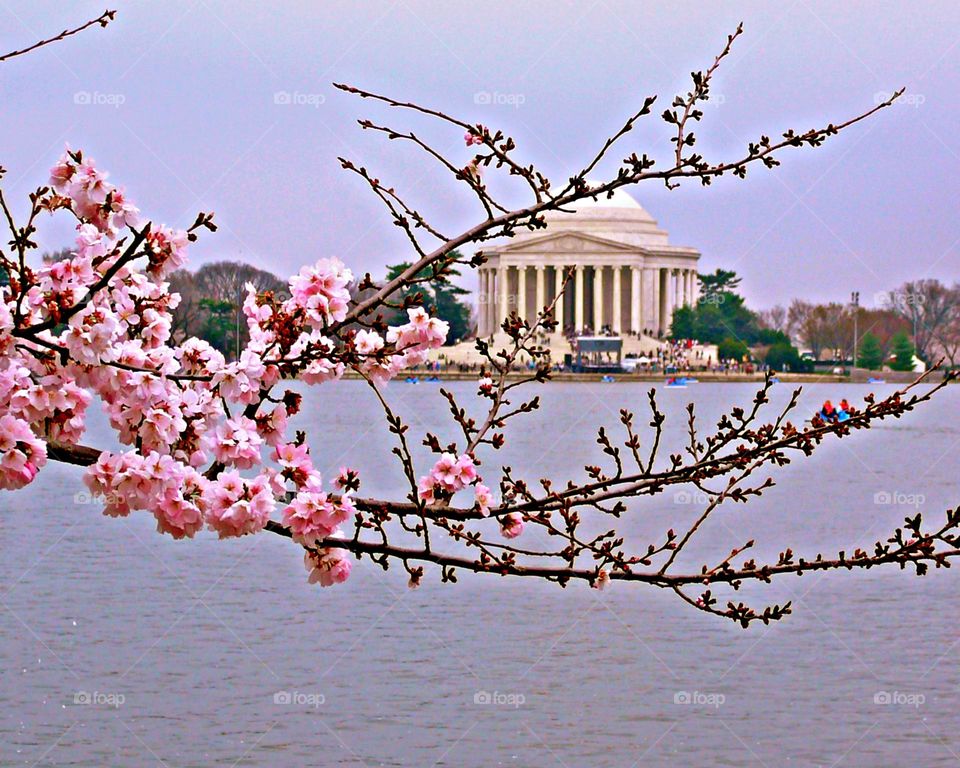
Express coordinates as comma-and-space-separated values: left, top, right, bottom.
717, 337, 750, 362
384, 250, 472, 344
669, 268, 762, 344
889, 331, 916, 371
856, 332, 884, 370
698, 268, 741, 302
670, 305, 696, 339
764, 341, 810, 372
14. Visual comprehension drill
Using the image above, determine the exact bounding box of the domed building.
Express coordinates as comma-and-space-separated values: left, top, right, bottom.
475, 188, 700, 339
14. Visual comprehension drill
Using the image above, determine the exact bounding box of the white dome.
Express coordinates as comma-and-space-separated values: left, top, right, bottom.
512, 184, 669, 248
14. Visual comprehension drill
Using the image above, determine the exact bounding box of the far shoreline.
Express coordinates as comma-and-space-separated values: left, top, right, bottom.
340, 370, 937, 385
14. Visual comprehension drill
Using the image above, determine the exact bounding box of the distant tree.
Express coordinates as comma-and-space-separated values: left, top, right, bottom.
794, 302, 847, 360
764, 341, 809, 372
168, 269, 202, 342
786, 299, 813, 345
698, 268, 741, 301
168, 261, 287, 355
671, 269, 761, 345
384, 251, 472, 344
933, 296, 960, 367
197, 298, 235, 354
717, 336, 749, 362
41, 248, 73, 265
755, 327, 790, 345
886, 279, 959, 362
758, 304, 787, 334
857, 308, 910, 361
669, 304, 696, 339
889, 331, 916, 372
856, 332, 884, 370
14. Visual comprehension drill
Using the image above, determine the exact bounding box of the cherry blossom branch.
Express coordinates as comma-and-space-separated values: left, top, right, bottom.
0, 9, 116, 63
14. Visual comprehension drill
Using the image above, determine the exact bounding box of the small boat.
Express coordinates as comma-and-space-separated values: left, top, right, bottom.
664, 377, 687, 388
601, 375, 615, 383
426, 376, 441, 382
769, 377, 780, 384
867, 377, 885, 384
404, 377, 419, 384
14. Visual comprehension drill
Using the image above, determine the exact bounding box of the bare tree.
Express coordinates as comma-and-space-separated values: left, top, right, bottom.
886, 279, 960, 361
168, 260, 287, 349
758, 305, 788, 335
932, 284, 960, 366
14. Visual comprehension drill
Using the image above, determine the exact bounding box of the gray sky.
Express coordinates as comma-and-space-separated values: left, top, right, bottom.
2, 0, 958, 309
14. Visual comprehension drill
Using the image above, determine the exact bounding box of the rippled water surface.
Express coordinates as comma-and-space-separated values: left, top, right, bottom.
2, 379, 959, 766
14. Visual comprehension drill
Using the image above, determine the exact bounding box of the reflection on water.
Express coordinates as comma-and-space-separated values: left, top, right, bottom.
2, 380, 959, 766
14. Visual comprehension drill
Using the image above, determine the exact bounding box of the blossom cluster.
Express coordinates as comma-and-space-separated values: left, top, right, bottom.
416, 453, 518, 539
0, 148, 464, 587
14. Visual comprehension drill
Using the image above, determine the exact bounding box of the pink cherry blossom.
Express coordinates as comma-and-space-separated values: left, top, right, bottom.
474, 483, 494, 516
593, 569, 611, 591
0, 414, 47, 490
304, 547, 352, 587
214, 416, 264, 470
500, 512, 525, 540
204, 472, 275, 539
282, 489, 353, 547
354, 329, 384, 356
287, 258, 353, 328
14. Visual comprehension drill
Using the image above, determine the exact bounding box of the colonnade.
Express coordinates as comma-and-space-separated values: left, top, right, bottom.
477, 263, 699, 337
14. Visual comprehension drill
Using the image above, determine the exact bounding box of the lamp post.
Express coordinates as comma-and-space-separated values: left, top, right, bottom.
851, 291, 860, 370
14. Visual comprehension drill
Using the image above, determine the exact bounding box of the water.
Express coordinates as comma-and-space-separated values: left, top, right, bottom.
2, 379, 958, 766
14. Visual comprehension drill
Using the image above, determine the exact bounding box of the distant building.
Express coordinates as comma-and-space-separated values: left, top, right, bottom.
475, 188, 700, 338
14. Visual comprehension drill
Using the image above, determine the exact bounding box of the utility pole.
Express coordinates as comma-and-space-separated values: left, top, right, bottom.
851, 291, 860, 370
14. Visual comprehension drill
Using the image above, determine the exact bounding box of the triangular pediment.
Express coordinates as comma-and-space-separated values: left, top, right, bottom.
494, 231, 642, 256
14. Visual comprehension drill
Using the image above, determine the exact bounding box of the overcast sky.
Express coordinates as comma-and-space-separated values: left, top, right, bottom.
2, 0, 958, 309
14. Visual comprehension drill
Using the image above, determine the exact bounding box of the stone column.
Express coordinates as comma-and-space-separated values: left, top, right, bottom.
574, 265, 585, 331
690, 269, 699, 306
656, 267, 666, 334
519, 265, 529, 321
630, 266, 641, 334
593, 265, 603, 330
612, 266, 622, 333
554, 267, 566, 330
478, 269, 486, 336
535, 264, 545, 320
498, 265, 509, 328
491, 268, 500, 332
642, 267, 654, 333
